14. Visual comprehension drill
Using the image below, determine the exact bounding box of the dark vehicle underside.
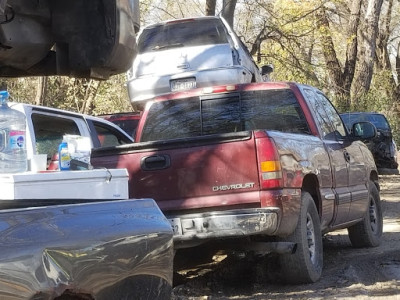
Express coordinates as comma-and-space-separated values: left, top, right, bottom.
0, 0, 139, 79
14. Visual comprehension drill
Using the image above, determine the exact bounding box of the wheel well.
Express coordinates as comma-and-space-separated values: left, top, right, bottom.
54, 290, 94, 300
302, 174, 321, 217
370, 170, 380, 191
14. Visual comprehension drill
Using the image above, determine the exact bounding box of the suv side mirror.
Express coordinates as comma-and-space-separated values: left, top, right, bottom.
261, 64, 274, 81
352, 121, 377, 139
261, 64, 274, 75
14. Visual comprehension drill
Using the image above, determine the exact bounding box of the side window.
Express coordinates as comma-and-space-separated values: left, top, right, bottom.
316, 93, 347, 140
92, 121, 131, 147
32, 113, 81, 158
303, 89, 336, 140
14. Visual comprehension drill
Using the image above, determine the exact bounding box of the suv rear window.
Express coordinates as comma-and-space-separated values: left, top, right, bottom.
138, 18, 229, 53
141, 89, 310, 142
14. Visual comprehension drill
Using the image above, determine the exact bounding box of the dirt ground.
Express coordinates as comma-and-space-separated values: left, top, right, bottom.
171, 174, 400, 300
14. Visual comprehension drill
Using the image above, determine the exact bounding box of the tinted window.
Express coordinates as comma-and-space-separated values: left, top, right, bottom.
303, 89, 333, 139
141, 89, 310, 142
138, 19, 229, 53
316, 92, 347, 139
141, 98, 201, 141
341, 113, 390, 131
111, 119, 139, 138
240, 90, 310, 134
201, 96, 242, 135
303, 89, 346, 140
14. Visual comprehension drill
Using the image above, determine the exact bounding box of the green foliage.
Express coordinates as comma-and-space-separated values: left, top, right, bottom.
1, 78, 37, 104
2, 74, 132, 115
92, 74, 133, 115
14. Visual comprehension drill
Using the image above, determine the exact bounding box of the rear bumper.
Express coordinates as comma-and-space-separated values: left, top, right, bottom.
127, 66, 253, 102
168, 208, 279, 248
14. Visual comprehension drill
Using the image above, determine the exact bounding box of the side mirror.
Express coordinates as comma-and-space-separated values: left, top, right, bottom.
261, 64, 274, 76
261, 64, 274, 81
352, 121, 377, 139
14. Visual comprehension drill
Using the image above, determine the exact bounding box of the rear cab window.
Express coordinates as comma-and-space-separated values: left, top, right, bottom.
140, 89, 311, 142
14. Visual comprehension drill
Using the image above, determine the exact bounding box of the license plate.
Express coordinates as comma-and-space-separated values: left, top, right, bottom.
168, 218, 183, 236
170, 78, 196, 92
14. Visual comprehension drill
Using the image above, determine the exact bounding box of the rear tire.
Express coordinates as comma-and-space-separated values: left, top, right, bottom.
278, 192, 323, 283
348, 180, 382, 248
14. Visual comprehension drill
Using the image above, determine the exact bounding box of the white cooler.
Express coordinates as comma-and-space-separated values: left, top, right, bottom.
0, 169, 129, 200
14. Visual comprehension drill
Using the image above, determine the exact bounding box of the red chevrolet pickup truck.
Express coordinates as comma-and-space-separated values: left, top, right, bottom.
91, 82, 382, 284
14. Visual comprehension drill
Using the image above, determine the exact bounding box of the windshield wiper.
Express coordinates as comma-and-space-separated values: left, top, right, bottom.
152, 43, 184, 51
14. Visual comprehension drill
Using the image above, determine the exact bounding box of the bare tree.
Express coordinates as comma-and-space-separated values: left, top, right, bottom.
351, 0, 384, 100
222, 0, 237, 27
316, 0, 362, 109
343, 0, 363, 105
317, 8, 344, 95
206, 0, 216, 16
81, 79, 102, 115
35, 77, 47, 106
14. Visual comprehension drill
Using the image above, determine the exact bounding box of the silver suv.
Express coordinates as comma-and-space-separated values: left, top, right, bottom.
127, 16, 269, 108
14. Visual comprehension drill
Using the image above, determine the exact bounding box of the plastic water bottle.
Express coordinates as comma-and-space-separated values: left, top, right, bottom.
58, 140, 70, 170
0, 91, 27, 173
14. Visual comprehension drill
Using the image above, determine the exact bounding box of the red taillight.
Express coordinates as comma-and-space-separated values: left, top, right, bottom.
255, 133, 283, 189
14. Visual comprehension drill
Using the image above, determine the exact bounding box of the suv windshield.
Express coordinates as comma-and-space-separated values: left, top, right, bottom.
141, 89, 310, 142
138, 18, 229, 53
341, 113, 390, 131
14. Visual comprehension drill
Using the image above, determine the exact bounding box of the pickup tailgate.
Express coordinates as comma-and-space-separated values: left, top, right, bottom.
91, 132, 261, 212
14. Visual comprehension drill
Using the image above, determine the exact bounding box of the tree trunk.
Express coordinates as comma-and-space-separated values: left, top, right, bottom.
222, 0, 237, 28
392, 44, 400, 103
375, 0, 393, 71
351, 0, 384, 101
343, 0, 362, 103
82, 80, 101, 115
205, 0, 216, 16
316, 9, 344, 99
35, 77, 47, 106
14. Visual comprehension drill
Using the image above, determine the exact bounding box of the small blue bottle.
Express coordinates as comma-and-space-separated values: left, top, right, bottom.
58, 140, 70, 170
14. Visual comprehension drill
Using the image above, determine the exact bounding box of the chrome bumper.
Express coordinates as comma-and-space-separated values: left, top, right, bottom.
168, 208, 279, 246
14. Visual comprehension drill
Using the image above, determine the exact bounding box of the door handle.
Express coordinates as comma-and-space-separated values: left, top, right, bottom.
343, 150, 351, 163
141, 154, 171, 171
